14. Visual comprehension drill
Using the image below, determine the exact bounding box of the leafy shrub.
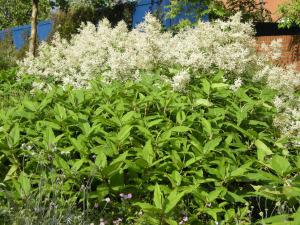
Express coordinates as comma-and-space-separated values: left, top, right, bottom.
0, 33, 17, 69
18, 13, 300, 146
1, 70, 300, 224
0, 68, 34, 108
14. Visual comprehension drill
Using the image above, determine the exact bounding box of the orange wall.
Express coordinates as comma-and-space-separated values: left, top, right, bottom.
264, 0, 289, 20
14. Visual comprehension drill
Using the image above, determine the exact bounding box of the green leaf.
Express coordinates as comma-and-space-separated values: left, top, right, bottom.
134, 202, 159, 214
72, 159, 85, 172
4, 164, 18, 181
230, 161, 253, 177
54, 104, 67, 121
271, 155, 291, 176
211, 83, 229, 89
23, 100, 38, 112
176, 111, 186, 124
165, 218, 178, 225
194, 98, 212, 107
207, 189, 222, 202
9, 124, 20, 147
141, 140, 154, 165
154, 183, 163, 209
165, 189, 185, 214
116, 125, 132, 142
18, 172, 31, 198
255, 140, 273, 161
201, 118, 212, 137
203, 137, 222, 154
95, 151, 107, 168
43, 127, 55, 148
54, 155, 70, 172
170, 126, 191, 133
202, 79, 210, 95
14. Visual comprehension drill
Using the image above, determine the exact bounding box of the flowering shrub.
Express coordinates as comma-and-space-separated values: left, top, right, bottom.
19, 13, 257, 88
19, 13, 300, 145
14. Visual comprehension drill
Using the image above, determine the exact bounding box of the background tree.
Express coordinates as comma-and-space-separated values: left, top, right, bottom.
278, 0, 300, 28
29, 0, 39, 56
167, 0, 271, 25
0, 0, 51, 30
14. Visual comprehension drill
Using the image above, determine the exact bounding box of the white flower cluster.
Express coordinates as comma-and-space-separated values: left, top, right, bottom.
172, 70, 191, 92
18, 13, 300, 144
230, 77, 243, 92
18, 13, 257, 88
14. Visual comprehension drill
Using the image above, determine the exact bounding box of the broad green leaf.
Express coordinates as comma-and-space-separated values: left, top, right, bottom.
54, 155, 70, 172
176, 111, 186, 124
203, 137, 222, 154
116, 125, 132, 142
230, 161, 253, 177
207, 189, 222, 202
202, 79, 210, 95
170, 126, 191, 133
54, 104, 67, 121
43, 127, 55, 148
226, 191, 246, 203
255, 140, 273, 161
211, 83, 229, 89
165, 218, 178, 225
271, 155, 291, 176
18, 172, 31, 198
71, 159, 85, 172
141, 140, 154, 165
95, 151, 107, 168
134, 202, 159, 213
9, 124, 20, 147
23, 100, 38, 112
154, 183, 163, 209
201, 118, 212, 137
165, 189, 185, 213
4, 164, 18, 181
194, 98, 212, 107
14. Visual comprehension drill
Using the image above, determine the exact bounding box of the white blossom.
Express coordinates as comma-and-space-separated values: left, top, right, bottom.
172, 71, 191, 92
230, 77, 243, 92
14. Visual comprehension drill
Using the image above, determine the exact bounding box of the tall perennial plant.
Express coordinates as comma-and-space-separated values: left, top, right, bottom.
18, 13, 300, 144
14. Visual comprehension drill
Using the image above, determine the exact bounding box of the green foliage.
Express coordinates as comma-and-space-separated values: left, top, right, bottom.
51, 2, 134, 40
0, 34, 17, 69
0, 0, 51, 30
0, 70, 299, 224
167, 0, 271, 29
278, 0, 300, 28
0, 68, 34, 108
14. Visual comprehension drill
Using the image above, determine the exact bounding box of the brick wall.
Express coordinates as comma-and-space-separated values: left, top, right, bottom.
256, 35, 300, 71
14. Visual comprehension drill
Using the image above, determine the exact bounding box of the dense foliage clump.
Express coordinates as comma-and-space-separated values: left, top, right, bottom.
0, 12, 299, 225
0, 69, 300, 224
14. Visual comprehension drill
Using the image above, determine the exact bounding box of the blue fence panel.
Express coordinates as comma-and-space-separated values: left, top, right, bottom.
37, 20, 53, 42
0, 30, 7, 41
132, 0, 208, 28
11, 24, 31, 49
1, 20, 53, 49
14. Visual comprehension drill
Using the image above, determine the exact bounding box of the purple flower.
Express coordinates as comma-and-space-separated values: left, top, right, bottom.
127, 193, 132, 199
119, 193, 133, 200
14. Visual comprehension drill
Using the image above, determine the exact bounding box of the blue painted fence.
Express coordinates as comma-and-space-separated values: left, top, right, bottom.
0, 20, 53, 49
0, 1, 206, 49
